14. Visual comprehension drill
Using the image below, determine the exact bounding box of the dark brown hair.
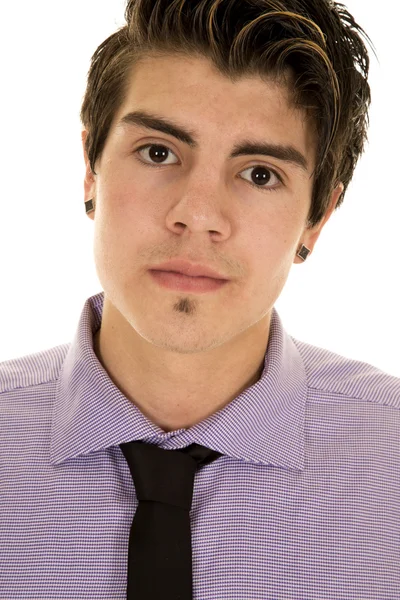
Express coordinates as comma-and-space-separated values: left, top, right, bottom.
80, 0, 375, 228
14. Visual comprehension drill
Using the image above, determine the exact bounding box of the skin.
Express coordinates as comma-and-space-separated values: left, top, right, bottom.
82, 54, 344, 433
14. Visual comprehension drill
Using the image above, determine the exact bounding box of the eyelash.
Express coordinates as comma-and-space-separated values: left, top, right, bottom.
133, 143, 283, 193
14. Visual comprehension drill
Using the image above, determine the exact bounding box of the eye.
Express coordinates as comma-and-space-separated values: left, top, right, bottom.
239, 165, 282, 192
134, 143, 284, 193
135, 143, 179, 166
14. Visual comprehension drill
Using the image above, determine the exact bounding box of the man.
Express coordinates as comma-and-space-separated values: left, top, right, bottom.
1, 0, 399, 598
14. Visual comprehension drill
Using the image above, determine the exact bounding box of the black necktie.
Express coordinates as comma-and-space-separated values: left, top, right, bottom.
119, 440, 223, 599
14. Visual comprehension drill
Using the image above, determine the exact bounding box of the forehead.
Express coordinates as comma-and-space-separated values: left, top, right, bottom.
112, 54, 316, 168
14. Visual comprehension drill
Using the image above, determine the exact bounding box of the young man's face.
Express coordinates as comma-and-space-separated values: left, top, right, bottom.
83, 54, 341, 356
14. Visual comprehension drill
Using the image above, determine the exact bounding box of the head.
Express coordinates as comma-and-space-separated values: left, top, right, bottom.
80, 0, 373, 354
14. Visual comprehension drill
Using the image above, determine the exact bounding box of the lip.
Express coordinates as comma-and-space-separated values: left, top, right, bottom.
149, 270, 228, 293
150, 259, 228, 280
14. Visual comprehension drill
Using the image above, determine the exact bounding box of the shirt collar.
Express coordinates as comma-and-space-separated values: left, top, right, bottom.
50, 292, 307, 471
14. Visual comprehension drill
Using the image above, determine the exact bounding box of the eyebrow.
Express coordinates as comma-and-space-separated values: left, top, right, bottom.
118, 110, 309, 172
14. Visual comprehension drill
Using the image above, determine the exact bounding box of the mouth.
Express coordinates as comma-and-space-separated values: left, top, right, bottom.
150, 259, 228, 280
149, 270, 229, 293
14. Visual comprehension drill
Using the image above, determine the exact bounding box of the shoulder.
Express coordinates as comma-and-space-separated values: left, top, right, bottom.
291, 336, 400, 409
0, 344, 70, 395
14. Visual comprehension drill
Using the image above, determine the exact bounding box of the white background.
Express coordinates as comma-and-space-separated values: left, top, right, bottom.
0, 0, 399, 376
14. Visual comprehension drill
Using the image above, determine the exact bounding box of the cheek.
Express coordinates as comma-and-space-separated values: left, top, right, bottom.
253, 213, 298, 256
249, 217, 301, 289
97, 176, 142, 225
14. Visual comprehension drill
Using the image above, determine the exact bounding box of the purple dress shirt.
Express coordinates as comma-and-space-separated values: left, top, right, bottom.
1, 291, 399, 599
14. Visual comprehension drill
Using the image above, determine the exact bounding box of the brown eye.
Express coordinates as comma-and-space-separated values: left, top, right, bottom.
239, 165, 282, 190
136, 144, 178, 165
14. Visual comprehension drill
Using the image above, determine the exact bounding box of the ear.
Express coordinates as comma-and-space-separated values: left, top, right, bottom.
82, 129, 96, 221
294, 182, 344, 263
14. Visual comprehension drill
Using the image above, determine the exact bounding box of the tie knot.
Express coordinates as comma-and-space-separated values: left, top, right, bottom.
119, 441, 222, 511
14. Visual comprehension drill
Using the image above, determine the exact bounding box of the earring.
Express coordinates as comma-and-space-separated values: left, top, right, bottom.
297, 244, 311, 261
85, 199, 95, 214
